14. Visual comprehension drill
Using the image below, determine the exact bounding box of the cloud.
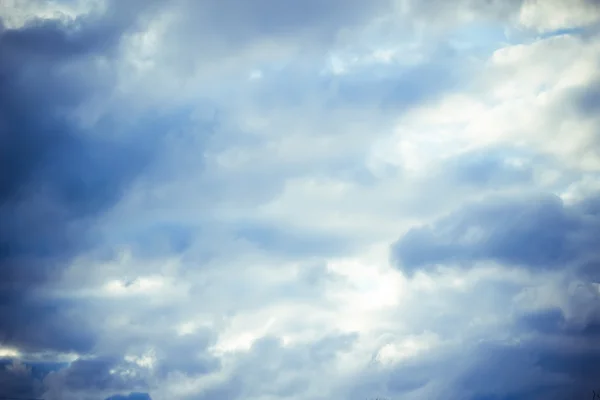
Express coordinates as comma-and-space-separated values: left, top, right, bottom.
105, 393, 152, 400
0, 6, 124, 355
0, 360, 44, 398
517, 0, 600, 32
2, 0, 600, 399
441, 146, 535, 188
0, 0, 201, 357
393, 192, 600, 273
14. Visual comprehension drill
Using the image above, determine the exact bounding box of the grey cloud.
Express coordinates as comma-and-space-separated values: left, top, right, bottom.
188, 0, 389, 40
517, 308, 568, 336
454, 342, 571, 400
442, 147, 536, 188
151, 331, 221, 379
177, 333, 358, 400
383, 186, 600, 398
110, 218, 351, 262
0, 12, 125, 355
536, 348, 600, 389
0, 0, 199, 361
0, 360, 44, 398
475, 343, 600, 400
474, 281, 600, 398
245, 41, 470, 113
0, 299, 96, 354
158, 0, 392, 67
517, 306, 600, 339
116, 222, 197, 260
33, 325, 220, 399
388, 198, 600, 399
392, 193, 600, 274
515, 276, 600, 339
46, 356, 149, 392
408, 0, 524, 21
41, 356, 153, 400
0, 0, 161, 63
350, 338, 598, 400
579, 258, 600, 283
233, 221, 352, 257
553, 78, 600, 162
575, 79, 600, 116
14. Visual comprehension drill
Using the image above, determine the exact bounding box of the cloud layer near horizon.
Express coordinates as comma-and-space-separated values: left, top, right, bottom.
1, 0, 600, 399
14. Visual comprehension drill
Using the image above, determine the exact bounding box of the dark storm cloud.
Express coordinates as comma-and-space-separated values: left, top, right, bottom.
0, 299, 96, 354
0, 360, 44, 398
0, 0, 173, 358
392, 193, 600, 274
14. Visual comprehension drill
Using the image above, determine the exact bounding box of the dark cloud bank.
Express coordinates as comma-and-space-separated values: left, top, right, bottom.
0, 1, 166, 398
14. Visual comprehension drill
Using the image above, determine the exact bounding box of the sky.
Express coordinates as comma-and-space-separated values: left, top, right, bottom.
1, 0, 600, 399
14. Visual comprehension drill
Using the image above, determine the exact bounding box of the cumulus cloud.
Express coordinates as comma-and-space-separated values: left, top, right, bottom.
2, 0, 600, 399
